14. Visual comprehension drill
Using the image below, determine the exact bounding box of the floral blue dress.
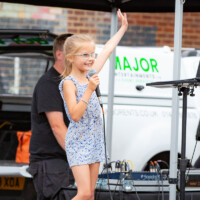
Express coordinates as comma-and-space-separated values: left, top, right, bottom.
59, 75, 105, 167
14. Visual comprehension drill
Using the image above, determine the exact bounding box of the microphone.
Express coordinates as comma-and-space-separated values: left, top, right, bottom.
88, 68, 102, 105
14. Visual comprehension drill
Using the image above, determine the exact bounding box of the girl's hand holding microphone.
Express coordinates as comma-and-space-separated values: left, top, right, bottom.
88, 74, 100, 93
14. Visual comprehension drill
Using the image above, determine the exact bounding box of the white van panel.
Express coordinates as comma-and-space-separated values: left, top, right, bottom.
96, 45, 200, 170
97, 45, 174, 98
102, 104, 200, 170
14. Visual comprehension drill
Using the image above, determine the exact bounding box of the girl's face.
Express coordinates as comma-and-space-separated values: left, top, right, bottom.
70, 41, 96, 73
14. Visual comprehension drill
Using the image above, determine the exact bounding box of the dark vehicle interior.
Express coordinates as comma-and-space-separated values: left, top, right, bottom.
0, 29, 56, 199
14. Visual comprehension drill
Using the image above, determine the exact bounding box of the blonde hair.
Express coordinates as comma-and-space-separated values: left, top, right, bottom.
62, 34, 95, 78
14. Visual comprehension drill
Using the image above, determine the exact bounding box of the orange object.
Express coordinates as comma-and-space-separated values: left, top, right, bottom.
15, 130, 31, 163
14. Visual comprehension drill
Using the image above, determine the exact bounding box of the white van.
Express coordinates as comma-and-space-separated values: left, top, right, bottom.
1, 30, 200, 199
97, 45, 200, 171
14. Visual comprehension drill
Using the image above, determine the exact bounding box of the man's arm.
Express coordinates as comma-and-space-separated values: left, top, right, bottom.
45, 111, 67, 150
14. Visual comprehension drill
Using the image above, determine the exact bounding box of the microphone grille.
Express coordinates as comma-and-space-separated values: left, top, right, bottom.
88, 68, 97, 77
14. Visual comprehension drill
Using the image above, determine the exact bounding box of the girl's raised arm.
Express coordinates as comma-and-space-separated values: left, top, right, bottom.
92, 9, 128, 73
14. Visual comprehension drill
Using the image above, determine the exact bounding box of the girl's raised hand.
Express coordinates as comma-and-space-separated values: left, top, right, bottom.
117, 9, 128, 31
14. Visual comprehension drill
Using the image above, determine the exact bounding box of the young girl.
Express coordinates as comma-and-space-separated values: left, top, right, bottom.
59, 9, 128, 200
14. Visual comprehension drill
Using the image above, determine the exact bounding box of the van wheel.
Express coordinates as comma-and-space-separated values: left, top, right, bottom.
142, 151, 171, 171
142, 151, 192, 171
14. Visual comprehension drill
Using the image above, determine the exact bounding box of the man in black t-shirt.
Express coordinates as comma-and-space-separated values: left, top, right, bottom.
28, 33, 74, 200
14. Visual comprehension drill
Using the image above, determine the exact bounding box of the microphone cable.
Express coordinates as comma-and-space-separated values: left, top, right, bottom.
95, 168, 105, 200
155, 169, 164, 200
157, 160, 169, 169
154, 161, 164, 200
119, 172, 124, 200
131, 172, 141, 200
185, 140, 198, 180
112, 173, 121, 199
160, 173, 165, 200
156, 160, 168, 200
100, 103, 113, 200
89, 67, 113, 200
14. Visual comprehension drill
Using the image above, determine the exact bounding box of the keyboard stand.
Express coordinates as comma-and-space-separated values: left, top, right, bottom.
146, 80, 198, 200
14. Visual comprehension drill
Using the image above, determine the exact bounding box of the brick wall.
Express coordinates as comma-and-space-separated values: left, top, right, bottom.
67, 9, 158, 46
0, 3, 67, 34
67, 10, 200, 48
0, 3, 200, 48
1, 3, 200, 94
